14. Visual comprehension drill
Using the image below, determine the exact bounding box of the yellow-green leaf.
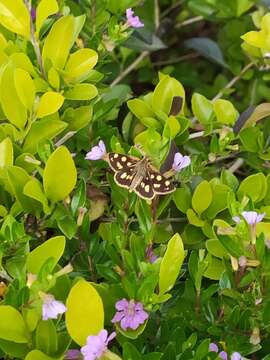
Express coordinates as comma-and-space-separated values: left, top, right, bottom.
43, 146, 77, 202
26, 235, 65, 274
213, 99, 238, 125
64, 84, 98, 101
237, 173, 267, 203
14, 68, 35, 110
24, 178, 50, 214
36, 91, 64, 118
64, 48, 98, 83
152, 75, 185, 115
36, 0, 59, 36
25, 350, 54, 360
0, 137, 13, 167
0, 0, 30, 38
0, 62, 27, 129
66, 280, 104, 345
159, 233, 185, 294
42, 15, 75, 71
0, 305, 29, 343
192, 180, 212, 215
23, 117, 67, 154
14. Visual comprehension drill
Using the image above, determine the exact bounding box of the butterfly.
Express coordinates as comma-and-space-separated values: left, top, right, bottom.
106, 153, 175, 200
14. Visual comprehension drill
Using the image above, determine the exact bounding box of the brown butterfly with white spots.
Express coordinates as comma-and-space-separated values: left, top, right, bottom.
105, 153, 175, 200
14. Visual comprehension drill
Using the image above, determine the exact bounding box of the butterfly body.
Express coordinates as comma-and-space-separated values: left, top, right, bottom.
106, 153, 175, 200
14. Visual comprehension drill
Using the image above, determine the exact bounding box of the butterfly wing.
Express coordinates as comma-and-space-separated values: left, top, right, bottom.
134, 174, 155, 200
114, 169, 136, 189
147, 167, 175, 195
107, 153, 139, 172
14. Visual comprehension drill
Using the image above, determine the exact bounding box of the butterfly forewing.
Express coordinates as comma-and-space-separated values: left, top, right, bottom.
107, 153, 138, 172
148, 167, 175, 195
114, 169, 136, 189
134, 174, 155, 200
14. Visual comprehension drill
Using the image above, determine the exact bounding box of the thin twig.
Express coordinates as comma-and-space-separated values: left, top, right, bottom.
153, 52, 199, 66
110, 51, 149, 87
228, 158, 244, 173
161, 0, 185, 19
55, 131, 77, 147
24, 0, 46, 78
154, 0, 160, 30
176, 15, 204, 28
100, 216, 186, 224
212, 62, 254, 101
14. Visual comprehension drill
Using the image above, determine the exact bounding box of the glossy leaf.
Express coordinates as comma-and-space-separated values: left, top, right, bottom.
14, 68, 35, 110
191, 93, 213, 125
23, 117, 67, 154
192, 180, 213, 215
213, 99, 238, 125
0, 0, 30, 37
64, 84, 98, 100
43, 146, 77, 202
159, 233, 185, 294
66, 280, 104, 345
26, 235, 66, 274
237, 173, 267, 203
36, 91, 64, 118
25, 350, 54, 360
0, 137, 13, 167
36, 0, 59, 36
127, 98, 156, 119
152, 75, 185, 115
0, 306, 29, 343
23, 178, 50, 214
64, 48, 98, 83
35, 320, 57, 355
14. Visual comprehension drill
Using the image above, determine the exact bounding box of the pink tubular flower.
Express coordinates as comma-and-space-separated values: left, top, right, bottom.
231, 352, 242, 360
219, 351, 228, 360
42, 294, 66, 320
85, 140, 106, 160
112, 298, 148, 330
172, 152, 191, 172
64, 349, 81, 359
145, 245, 158, 263
209, 343, 219, 352
81, 329, 116, 360
126, 8, 144, 28
241, 211, 265, 225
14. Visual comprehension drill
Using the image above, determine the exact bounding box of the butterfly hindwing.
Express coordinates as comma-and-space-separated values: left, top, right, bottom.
114, 169, 135, 189
107, 153, 138, 172
134, 174, 155, 200
148, 169, 175, 195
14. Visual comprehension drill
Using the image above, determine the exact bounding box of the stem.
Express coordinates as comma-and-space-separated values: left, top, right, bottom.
110, 51, 149, 87
176, 15, 204, 29
212, 62, 254, 101
228, 158, 244, 173
24, 0, 46, 78
153, 52, 199, 66
154, 0, 160, 30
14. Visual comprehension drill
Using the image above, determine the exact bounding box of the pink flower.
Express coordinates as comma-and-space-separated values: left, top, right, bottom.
231, 352, 242, 360
172, 152, 191, 172
209, 343, 219, 352
219, 351, 228, 360
64, 349, 81, 359
85, 140, 106, 160
241, 211, 265, 225
42, 294, 66, 320
126, 8, 144, 28
145, 245, 158, 263
112, 298, 148, 330
81, 329, 116, 360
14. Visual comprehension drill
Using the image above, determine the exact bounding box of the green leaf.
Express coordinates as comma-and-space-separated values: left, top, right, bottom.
62, 105, 93, 132
36, 91, 64, 118
204, 256, 225, 280
184, 37, 229, 68
127, 98, 156, 119
42, 15, 81, 71
0, 62, 27, 129
159, 233, 185, 294
26, 235, 66, 274
237, 173, 267, 203
48, 67, 60, 90
206, 239, 228, 258
64, 84, 98, 101
192, 180, 212, 215
187, 208, 205, 227
14, 68, 35, 110
64, 48, 98, 83
36, 0, 59, 36
191, 93, 213, 125
152, 75, 185, 115
0, 306, 29, 343
23, 178, 50, 214
0, 0, 30, 37
35, 320, 57, 356
0, 339, 28, 358
0, 137, 13, 167
23, 117, 67, 154
163, 116, 181, 139
240, 103, 270, 129
204, 184, 231, 219
173, 187, 191, 213
43, 146, 77, 202
66, 280, 104, 346
25, 350, 54, 360
213, 99, 238, 125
